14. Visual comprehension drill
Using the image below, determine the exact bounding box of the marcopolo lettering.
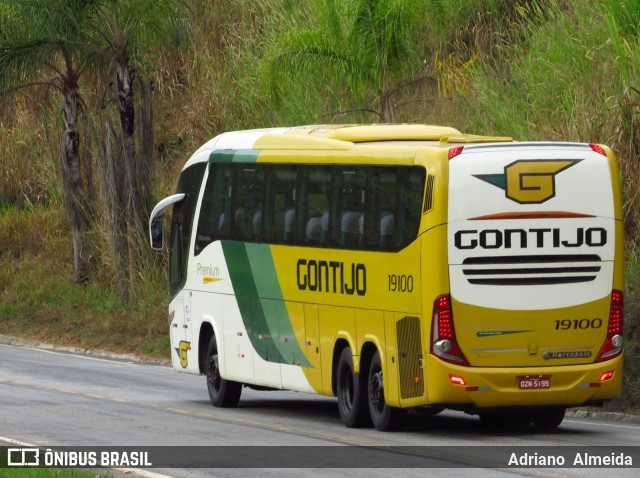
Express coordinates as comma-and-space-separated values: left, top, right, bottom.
454, 227, 607, 250
297, 259, 366, 296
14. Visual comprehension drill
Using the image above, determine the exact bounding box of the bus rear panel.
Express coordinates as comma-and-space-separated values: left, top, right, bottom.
428, 142, 623, 412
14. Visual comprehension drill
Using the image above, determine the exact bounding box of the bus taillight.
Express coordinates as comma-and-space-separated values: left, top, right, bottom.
596, 290, 624, 362
431, 294, 469, 366
590, 143, 607, 156
448, 146, 464, 159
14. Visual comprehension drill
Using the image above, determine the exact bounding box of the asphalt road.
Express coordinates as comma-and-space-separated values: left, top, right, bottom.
1, 342, 639, 478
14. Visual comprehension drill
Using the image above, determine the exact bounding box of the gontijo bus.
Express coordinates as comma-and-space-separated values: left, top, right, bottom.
149, 124, 624, 431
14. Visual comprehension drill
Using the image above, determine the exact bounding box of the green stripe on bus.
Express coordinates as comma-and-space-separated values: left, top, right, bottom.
221, 241, 311, 367
245, 243, 312, 368
221, 241, 284, 364
210, 150, 260, 163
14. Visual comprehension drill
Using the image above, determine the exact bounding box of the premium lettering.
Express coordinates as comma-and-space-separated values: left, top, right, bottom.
197, 263, 220, 276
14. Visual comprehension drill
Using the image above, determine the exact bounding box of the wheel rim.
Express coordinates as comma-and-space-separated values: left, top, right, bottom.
369, 367, 384, 414
208, 353, 221, 392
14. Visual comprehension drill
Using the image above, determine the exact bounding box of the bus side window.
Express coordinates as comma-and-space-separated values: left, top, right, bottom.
195, 164, 232, 253
337, 169, 365, 248
265, 166, 297, 244
301, 167, 331, 246
249, 166, 265, 241
362, 168, 396, 251
231, 165, 264, 242
395, 167, 426, 249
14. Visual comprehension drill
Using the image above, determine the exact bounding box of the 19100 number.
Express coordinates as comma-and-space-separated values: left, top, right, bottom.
388, 274, 413, 293
554, 318, 602, 330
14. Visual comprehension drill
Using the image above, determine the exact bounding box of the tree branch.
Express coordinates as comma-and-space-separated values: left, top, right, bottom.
322, 107, 380, 120
380, 72, 435, 104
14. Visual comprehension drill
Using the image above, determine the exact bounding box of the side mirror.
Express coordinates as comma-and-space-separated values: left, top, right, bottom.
150, 217, 165, 250
149, 193, 186, 250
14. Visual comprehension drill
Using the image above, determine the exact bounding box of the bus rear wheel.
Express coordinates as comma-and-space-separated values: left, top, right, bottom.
336, 346, 370, 427
206, 335, 242, 407
367, 351, 406, 431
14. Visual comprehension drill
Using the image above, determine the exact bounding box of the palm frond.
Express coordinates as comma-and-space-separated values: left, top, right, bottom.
0, 37, 62, 92
267, 28, 367, 106
0, 0, 103, 93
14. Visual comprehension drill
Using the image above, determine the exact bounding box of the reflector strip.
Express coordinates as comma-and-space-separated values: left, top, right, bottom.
468, 276, 596, 286
600, 371, 615, 382
469, 211, 594, 220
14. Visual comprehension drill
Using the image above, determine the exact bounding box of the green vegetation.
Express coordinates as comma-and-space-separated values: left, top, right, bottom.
1, 0, 640, 409
265, 0, 447, 122
0, 470, 111, 478
0, 451, 112, 477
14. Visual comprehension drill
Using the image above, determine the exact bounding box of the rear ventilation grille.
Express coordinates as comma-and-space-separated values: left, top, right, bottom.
423, 175, 435, 213
396, 316, 424, 399
462, 254, 602, 286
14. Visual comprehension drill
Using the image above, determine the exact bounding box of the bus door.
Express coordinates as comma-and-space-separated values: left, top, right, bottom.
169, 292, 191, 370
168, 208, 192, 371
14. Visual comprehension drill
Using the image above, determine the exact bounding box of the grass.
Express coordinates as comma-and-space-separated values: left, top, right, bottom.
0, 95, 59, 210
0, 470, 112, 478
0, 453, 113, 477
0, 205, 169, 360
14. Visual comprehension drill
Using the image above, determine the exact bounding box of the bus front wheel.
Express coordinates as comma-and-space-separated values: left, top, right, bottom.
367, 351, 406, 431
206, 335, 242, 407
336, 347, 370, 427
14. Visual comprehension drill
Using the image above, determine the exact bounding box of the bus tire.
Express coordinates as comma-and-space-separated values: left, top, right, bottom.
206, 335, 242, 408
367, 350, 406, 431
336, 346, 370, 428
532, 407, 565, 430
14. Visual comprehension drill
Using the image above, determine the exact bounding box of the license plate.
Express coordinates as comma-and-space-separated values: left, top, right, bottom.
518, 376, 551, 389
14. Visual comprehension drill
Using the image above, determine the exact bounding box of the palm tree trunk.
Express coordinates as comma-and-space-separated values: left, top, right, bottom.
116, 58, 145, 286
59, 85, 91, 283
378, 67, 394, 123
99, 114, 130, 301
137, 75, 154, 222
379, 94, 394, 123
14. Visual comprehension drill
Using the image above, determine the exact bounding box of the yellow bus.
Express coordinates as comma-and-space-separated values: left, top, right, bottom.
149, 124, 624, 431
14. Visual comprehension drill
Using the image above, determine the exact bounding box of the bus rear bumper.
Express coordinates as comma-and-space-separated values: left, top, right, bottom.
423, 354, 623, 410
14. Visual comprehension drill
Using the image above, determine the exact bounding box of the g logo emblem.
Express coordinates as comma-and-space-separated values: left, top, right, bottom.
475, 159, 581, 204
